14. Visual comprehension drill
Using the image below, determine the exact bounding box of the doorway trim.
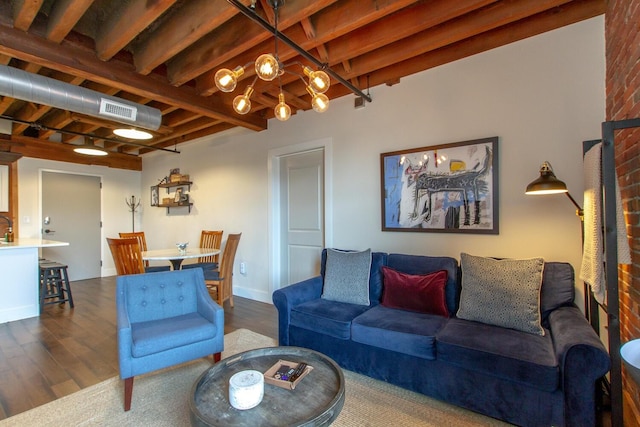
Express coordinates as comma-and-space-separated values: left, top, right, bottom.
268, 138, 333, 297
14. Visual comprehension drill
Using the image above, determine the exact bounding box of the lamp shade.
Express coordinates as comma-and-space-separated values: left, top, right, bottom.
525, 161, 568, 195
114, 128, 152, 140
73, 138, 108, 156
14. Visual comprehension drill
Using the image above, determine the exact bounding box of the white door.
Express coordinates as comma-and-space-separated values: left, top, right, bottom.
279, 149, 324, 286
41, 172, 102, 280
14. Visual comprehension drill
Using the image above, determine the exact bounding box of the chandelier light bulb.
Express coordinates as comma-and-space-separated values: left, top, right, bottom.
274, 93, 291, 121
306, 86, 330, 113
215, 66, 244, 92
311, 92, 329, 113
233, 86, 254, 115
303, 66, 330, 94
255, 54, 279, 81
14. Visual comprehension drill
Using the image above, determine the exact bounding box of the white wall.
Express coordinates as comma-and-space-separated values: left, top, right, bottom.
17, 158, 141, 274
141, 16, 605, 306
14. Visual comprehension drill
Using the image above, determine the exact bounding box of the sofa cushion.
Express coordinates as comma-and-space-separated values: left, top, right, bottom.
131, 312, 217, 358
322, 248, 372, 305
386, 254, 459, 315
381, 267, 449, 316
352, 305, 447, 360
457, 253, 545, 335
436, 318, 559, 391
540, 262, 575, 321
290, 298, 370, 340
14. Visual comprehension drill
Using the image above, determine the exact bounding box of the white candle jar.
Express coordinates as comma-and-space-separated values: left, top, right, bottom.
228, 370, 264, 410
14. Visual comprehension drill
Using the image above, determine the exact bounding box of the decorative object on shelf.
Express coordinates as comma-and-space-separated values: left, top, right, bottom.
176, 242, 188, 254
150, 186, 159, 207
125, 195, 141, 232
214, 0, 371, 121
381, 137, 499, 234
174, 187, 183, 203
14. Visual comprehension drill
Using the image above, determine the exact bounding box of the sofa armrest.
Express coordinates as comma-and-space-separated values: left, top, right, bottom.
548, 305, 610, 426
272, 276, 323, 346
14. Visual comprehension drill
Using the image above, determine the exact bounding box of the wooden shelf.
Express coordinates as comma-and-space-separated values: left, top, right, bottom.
158, 181, 192, 189
154, 180, 193, 213
158, 202, 193, 213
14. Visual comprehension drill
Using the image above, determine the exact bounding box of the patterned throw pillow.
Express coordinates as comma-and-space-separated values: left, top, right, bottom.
456, 253, 545, 336
381, 267, 449, 316
321, 248, 372, 306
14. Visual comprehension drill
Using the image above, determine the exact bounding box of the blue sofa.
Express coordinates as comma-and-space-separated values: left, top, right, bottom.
272, 251, 610, 427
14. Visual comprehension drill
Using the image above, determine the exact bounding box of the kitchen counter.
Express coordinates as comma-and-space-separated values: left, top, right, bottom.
0, 238, 69, 323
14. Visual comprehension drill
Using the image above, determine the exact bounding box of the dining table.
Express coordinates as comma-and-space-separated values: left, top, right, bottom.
142, 247, 221, 271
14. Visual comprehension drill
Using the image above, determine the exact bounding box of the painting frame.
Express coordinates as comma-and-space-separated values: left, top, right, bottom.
380, 136, 499, 234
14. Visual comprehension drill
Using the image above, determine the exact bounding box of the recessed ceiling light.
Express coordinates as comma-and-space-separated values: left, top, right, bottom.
114, 128, 153, 140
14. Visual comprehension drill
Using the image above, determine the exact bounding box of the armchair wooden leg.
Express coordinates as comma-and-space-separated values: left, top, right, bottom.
124, 377, 134, 411
214, 352, 221, 363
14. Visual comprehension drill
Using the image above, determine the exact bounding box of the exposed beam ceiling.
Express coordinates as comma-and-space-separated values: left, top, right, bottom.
0, 0, 605, 170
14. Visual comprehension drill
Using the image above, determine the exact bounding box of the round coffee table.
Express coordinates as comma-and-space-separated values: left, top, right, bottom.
190, 346, 345, 426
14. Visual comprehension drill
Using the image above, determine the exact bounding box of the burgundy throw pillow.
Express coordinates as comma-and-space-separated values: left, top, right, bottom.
381, 267, 449, 316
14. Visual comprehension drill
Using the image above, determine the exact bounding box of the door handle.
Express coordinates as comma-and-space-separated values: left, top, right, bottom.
44, 229, 55, 234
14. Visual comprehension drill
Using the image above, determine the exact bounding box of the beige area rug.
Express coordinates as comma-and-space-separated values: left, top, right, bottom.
1, 329, 511, 426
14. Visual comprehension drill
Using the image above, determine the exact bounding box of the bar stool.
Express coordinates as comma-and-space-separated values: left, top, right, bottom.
39, 260, 74, 312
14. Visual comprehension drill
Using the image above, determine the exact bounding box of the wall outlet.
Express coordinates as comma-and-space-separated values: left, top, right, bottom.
239, 262, 246, 275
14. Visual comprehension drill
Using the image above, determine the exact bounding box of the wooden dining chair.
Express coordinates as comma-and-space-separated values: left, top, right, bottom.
107, 237, 146, 275
203, 233, 241, 307
182, 230, 223, 271
119, 231, 170, 272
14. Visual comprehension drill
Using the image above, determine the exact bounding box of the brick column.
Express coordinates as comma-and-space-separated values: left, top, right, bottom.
605, 0, 640, 425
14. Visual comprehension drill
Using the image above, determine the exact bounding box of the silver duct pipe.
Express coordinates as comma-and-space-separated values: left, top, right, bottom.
0, 65, 161, 131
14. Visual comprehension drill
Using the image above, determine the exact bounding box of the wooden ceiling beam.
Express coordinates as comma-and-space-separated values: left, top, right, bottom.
168, 0, 338, 86
45, 0, 93, 43
95, 0, 177, 61
341, 0, 577, 78
360, 0, 606, 93
11, 0, 43, 31
8, 134, 142, 170
0, 23, 267, 131
323, 0, 500, 66
131, 0, 244, 75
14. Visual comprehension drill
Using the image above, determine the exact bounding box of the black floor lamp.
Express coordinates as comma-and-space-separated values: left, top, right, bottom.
526, 118, 640, 427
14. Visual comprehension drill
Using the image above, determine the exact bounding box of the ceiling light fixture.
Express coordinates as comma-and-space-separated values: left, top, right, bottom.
215, 0, 340, 121
73, 137, 108, 156
113, 128, 153, 140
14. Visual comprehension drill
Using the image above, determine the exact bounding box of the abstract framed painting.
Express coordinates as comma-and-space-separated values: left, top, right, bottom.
381, 137, 499, 234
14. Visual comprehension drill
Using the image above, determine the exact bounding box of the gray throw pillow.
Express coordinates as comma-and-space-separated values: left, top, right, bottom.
322, 248, 372, 306
457, 253, 545, 336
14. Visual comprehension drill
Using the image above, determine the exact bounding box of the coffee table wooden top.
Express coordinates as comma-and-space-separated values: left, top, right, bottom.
190, 346, 345, 427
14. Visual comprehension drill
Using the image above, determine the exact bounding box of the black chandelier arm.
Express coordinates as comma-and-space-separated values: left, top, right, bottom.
226, 0, 373, 103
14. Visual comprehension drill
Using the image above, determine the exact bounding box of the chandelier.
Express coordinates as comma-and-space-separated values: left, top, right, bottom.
214, 0, 333, 121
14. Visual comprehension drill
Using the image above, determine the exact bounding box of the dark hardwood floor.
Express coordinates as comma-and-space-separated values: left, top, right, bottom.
0, 275, 277, 420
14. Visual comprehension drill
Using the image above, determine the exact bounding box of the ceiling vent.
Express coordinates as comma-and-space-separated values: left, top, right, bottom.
0, 65, 160, 131
99, 99, 138, 121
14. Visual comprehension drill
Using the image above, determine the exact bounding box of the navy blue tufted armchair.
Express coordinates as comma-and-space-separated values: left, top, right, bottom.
116, 268, 224, 411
